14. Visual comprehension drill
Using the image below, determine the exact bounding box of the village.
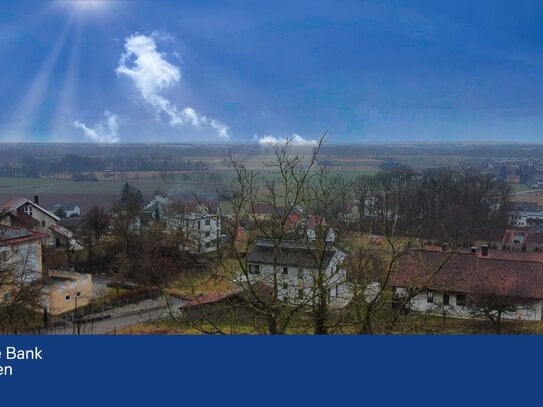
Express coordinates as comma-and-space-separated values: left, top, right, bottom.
0, 140, 542, 335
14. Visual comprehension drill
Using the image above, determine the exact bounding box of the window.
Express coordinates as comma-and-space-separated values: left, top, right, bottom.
197, 221, 201, 230
205, 231, 211, 237
205, 219, 210, 226
205, 242, 211, 248
282, 282, 288, 290
456, 294, 466, 306
248, 264, 260, 275
427, 291, 434, 303
282, 267, 288, 275
443, 293, 450, 305
65, 295, 71, 301
24, 205, 32, 216
41, 220, 46, 227
335, 284, 339, 297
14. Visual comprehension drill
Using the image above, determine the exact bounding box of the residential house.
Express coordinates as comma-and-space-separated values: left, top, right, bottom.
390, 250, 543, 321
502, 229, 543, 252
509, 210, 543, 228
249, 203, 304, 227
0, 224, 90, 316
0, 196, 61, 248
245, 238, 350, 307
43, 269, 92, 315
0, 226, 47, 304
0, 225, 47, 283
298, 214, 336, 243
164, 203, 221, 253
49, 203, 81, 218
49, 224, 84, 251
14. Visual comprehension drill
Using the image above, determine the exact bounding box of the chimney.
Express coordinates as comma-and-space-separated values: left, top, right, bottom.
470, 247, 477, 254
441, 243, 447, 252
33, 195, 39, 205
481, 244, 489, 256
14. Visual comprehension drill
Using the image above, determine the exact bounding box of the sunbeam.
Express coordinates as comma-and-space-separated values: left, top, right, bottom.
6, 15, 76, 141
51, 15, 83, 140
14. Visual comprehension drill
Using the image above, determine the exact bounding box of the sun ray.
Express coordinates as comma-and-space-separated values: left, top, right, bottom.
5, 15, 76, 141
51, 15, 83, 141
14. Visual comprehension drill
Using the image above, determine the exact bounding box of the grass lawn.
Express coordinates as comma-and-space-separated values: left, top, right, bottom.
168, 258, 239, 299
115, 312, 543, 335
510, 183, 531, 193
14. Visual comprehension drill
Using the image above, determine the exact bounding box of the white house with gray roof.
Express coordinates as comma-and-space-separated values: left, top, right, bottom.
245, 239, 351, 308
49, 203, 81, 218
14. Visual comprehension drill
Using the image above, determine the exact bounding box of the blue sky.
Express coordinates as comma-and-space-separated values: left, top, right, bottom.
2, 0, 543, 144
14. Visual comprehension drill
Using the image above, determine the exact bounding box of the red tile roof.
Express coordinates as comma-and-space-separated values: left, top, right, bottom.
391, 251, 543, 300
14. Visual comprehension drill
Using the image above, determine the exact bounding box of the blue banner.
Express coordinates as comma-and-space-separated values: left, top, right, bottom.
0, 335, 539, 405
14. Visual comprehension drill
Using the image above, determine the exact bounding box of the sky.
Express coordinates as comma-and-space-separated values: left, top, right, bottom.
2, 0, 543, 144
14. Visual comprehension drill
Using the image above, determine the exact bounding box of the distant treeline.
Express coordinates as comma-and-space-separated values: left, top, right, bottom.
2, 154, 209, 177
354, 166, 512, 244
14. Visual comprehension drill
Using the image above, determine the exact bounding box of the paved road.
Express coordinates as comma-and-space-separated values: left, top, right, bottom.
46, 297, 185, 335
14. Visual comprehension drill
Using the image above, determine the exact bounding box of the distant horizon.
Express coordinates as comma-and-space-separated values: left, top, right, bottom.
1, 140, 543, 147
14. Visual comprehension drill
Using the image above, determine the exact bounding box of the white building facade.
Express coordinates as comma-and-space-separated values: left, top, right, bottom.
164, 205, 221, 253
246, 239, 351, 308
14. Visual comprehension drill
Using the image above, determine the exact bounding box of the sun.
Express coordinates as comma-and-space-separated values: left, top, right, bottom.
54, 0, 115, 15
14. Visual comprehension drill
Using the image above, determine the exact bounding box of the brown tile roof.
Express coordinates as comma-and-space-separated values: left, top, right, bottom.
391, 251, 543, 300
0, 196, 60, 221
11, 210, 40, 227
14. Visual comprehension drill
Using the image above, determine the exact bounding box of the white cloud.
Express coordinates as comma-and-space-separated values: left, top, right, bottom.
257, 134, 318, 147
116, 33, 229, 139
73, 111, 120, 143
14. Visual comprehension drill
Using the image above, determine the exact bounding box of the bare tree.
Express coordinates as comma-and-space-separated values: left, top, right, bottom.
467, 294, 533, 334
84, 206, 110, 243
171, 131, 357, 335
0, 231, 45, 333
